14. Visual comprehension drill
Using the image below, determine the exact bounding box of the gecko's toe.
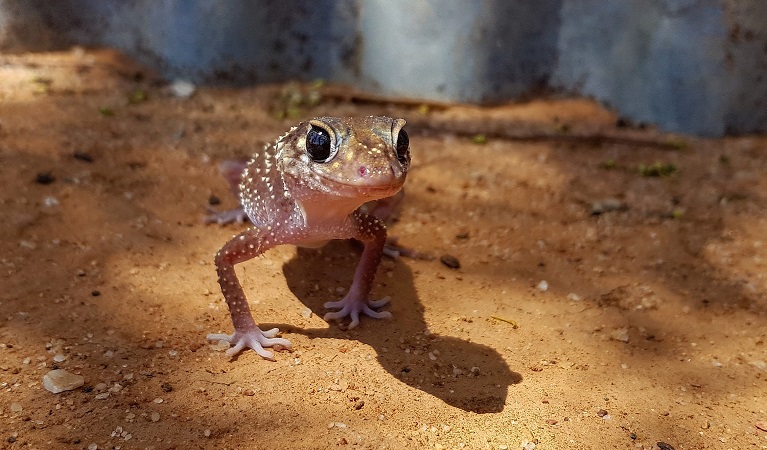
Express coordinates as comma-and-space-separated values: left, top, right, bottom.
368, 296, 390, 308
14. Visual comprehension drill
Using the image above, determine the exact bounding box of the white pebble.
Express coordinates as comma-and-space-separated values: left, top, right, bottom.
300, 307, 313, 319
10, 403, 23, 413
20, 240, 37, 249
153, 397, 164, 404
53, 354, 67, 363
151, 412, 160, 422
43, 196, 60, 207
566, 292, 582, 302
168, 79, 196, 98
88, 444, 98, 450
43, 369, 85, 394
610, 328, 629, 343
536, 280, 549, 292
210, 340, 231, 352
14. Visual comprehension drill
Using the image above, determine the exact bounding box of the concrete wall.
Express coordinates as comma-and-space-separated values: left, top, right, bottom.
1, 0, 765, 136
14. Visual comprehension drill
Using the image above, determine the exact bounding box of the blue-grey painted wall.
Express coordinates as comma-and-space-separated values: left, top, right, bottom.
1, 0, 765, 136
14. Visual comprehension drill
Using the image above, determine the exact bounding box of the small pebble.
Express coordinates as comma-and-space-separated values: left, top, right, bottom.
43, 196, 60, 207
610, 328, 630, 343
35, 172, 55, 184
88, 444, 98, 450
749, 360, 767, 371
591, 198, 626, 215
43, 369, 84, 394
656, 442, 675, 450
10, 403, 22, 413
596, 409, 608, 417
440, 254, 461, 269
168, 79, 196, 98
210, 340, 231, 352
73, 152, 94, 163
566, 292, 582, 302
536, 280, 549, 292
151, 412, 160, 422
300, 307, 313, 319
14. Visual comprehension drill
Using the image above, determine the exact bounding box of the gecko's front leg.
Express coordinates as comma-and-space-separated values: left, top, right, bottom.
323, 212, 393, 329
207, 228, 292, 359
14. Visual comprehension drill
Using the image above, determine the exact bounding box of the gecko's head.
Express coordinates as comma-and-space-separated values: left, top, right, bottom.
281, 116, 410, 201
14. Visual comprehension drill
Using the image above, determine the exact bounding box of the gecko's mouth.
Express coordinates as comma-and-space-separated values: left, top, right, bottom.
323, 177, 404, 199
315, 173, 405, 199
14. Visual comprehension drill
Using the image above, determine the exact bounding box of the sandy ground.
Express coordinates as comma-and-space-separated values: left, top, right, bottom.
1, 49, 766, 450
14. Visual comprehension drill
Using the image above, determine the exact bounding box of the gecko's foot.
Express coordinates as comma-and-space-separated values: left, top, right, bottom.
207, 327, 291, 360
323, 296, 392, 330
203, 207, 249, 225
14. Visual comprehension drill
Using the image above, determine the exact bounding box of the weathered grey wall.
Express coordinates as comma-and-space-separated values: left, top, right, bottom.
1, 0, 765, 136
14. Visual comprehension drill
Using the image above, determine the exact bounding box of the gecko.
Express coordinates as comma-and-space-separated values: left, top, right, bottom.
207, 116, 410, 360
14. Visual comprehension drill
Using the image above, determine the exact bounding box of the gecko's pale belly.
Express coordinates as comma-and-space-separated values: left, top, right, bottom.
298, 239, 329, 249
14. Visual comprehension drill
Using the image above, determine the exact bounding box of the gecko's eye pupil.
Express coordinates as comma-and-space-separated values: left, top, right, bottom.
306, 126, 332, 162
396, 128, 410, 165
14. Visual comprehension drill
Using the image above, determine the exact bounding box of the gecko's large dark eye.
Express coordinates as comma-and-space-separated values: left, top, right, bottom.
306, 125, 332, 162
396, 128, 410, 165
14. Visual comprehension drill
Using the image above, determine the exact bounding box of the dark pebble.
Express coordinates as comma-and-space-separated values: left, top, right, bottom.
73, 152, 94, 163
7, 436, 16, 443
35, 172, 55, 185
657, 443, 675, 450
91, 290, 101, 297
440, 254, 461, 269
208, 194, 221, 206
596, 409, 608, 417
354, 400, 365, 410
161, 382, 173, 392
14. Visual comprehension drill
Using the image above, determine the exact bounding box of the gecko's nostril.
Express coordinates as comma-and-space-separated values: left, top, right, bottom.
358, 166, 370, 178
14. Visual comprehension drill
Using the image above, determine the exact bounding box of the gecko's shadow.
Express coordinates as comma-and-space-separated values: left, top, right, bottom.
270, 242, 522, 414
